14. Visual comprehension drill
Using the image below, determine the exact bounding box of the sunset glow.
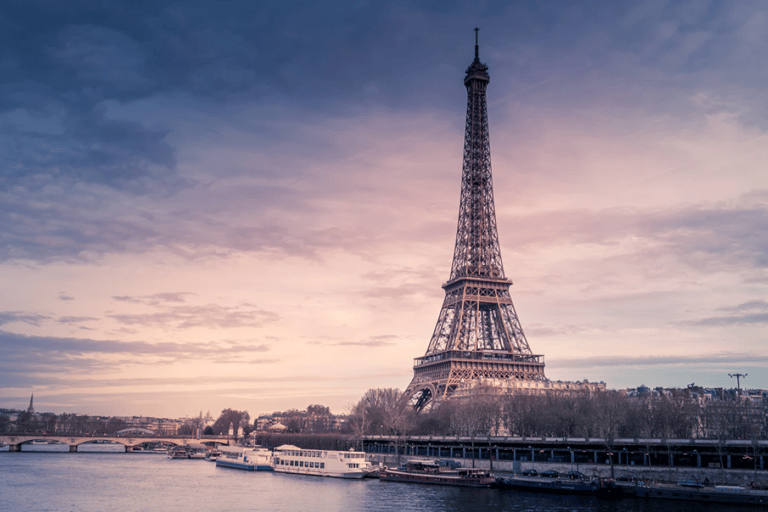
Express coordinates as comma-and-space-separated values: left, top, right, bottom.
1, 1, 767, 417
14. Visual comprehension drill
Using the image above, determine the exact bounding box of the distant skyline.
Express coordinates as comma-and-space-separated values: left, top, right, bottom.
1, 1, 767, 418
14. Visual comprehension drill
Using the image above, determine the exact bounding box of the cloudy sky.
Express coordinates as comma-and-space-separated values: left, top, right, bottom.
1, 0, 766, 418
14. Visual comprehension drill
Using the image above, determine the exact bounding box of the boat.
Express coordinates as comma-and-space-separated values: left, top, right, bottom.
272, 445, 374, 479
379, 459, 496, 488
167, 446, 189, 459
497, 475, 624, 500
204, 448, 221, 462
215, 446, 273, 471
634, 482, 768, 506
167, 444, 207, 459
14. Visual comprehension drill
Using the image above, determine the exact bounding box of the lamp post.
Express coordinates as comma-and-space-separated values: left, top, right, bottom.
529, 445, 534, 471
729, 373, 747, 399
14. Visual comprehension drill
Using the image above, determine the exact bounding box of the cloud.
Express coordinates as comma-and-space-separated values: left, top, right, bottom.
0, 311, 50, 327
0, 330, 274, 380
57, 316, 98, 324
551, 352, 768, 370
112, 293, 194, 305
335, 335, 398, 347
501, 197, 768, 274
687, 299, 768, 327
718, 300, 768, 313
106, 302, 279, 329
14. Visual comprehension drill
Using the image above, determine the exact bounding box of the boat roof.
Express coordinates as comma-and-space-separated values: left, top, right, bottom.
275, 444, 302, 451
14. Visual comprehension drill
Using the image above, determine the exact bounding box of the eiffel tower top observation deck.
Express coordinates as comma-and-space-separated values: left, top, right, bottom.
404, 30, 546, 410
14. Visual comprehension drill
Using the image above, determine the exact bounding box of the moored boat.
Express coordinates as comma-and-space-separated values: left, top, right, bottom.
272, 445, 374, 479
215, 446, 273, 471
635, 482, 768, 506
167, 443, 207, 459
497, 475, 624, 500
167, 446, 189, 459
380, 459, 496, 488
205, 448, 221, 462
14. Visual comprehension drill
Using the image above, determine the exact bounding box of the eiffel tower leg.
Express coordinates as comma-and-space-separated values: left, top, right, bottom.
402, 380, 437, 412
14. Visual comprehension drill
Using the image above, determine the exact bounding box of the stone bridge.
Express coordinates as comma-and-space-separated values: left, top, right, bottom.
0, 434, 234, 452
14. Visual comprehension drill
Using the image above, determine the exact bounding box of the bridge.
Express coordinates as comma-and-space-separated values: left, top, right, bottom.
0, 433, 235, 452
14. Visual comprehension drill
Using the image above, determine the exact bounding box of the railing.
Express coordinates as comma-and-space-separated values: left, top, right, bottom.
414, 350, 544, 367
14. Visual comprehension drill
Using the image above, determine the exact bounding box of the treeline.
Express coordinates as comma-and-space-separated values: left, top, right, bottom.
261, 405, 336, 434
347, 387, 768, 441
0, 411, 128, 435
252, 432, 356, 450
8, 389, 766, 441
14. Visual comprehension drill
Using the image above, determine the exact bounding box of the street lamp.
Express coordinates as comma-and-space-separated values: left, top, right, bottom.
729, 373, 747, 399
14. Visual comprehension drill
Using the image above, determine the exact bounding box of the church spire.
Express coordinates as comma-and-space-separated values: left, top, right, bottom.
27, 393, 34, 414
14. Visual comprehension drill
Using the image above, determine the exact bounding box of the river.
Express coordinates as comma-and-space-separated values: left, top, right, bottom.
0, 446, 737, 512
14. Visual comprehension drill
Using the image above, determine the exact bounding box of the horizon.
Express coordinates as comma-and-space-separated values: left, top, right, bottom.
2, 1, 767, 418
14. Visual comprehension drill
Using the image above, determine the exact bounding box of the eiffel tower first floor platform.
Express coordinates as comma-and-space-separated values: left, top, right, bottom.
404, 350, 545, 409
403, 350, 607, 409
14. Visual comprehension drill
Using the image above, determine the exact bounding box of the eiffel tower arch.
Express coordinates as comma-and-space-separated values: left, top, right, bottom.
404, 30, 547, 411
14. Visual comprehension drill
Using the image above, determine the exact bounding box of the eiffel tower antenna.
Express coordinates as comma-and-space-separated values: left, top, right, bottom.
403, 31, 546, 411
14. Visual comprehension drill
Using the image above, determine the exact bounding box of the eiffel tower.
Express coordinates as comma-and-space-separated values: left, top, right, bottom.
404, 30, 546, 410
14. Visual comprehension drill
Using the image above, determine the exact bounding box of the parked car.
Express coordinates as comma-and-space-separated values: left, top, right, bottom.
566, 471, 585, 480
540, 469, 559, 478
521, 469, 538, 476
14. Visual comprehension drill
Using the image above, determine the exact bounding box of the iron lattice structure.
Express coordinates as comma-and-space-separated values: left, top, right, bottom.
404, 32, 546, 410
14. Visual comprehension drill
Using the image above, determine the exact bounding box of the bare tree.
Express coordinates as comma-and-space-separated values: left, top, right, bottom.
593, 391, 626, 479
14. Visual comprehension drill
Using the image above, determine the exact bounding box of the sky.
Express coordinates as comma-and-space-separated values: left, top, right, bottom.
1, 0, 766, 419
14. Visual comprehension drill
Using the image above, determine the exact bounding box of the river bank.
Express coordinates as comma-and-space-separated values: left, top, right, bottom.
368, 454, 768, 488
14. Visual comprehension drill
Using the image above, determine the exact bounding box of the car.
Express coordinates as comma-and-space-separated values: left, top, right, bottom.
540, 470, 559, 478
566, 471, 585, 480
521, 469, 538, 476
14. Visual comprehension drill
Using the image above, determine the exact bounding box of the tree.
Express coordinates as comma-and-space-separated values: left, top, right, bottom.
306, 404, 332, 433
446, 392, 501, 468
15, 410, 34, 432
106, 416, 127, 434
211, 409, 250, 437
503, 393, 548, 437
593, 391, 626, 479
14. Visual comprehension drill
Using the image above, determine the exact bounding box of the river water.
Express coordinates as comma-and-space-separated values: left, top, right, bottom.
0, 446, 736, 512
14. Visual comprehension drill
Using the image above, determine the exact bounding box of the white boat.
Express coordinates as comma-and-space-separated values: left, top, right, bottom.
272, 445, 373, 479
215, 446, 273, 471
204, 448, 221, 461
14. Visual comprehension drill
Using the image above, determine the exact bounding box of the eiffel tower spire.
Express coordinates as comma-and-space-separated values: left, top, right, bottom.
404, 31, 546, 410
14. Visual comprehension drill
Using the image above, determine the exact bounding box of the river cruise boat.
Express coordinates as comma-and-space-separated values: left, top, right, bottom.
380, 459, 496, 488
215, 446, 273, 471
272, 444, 373, 479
